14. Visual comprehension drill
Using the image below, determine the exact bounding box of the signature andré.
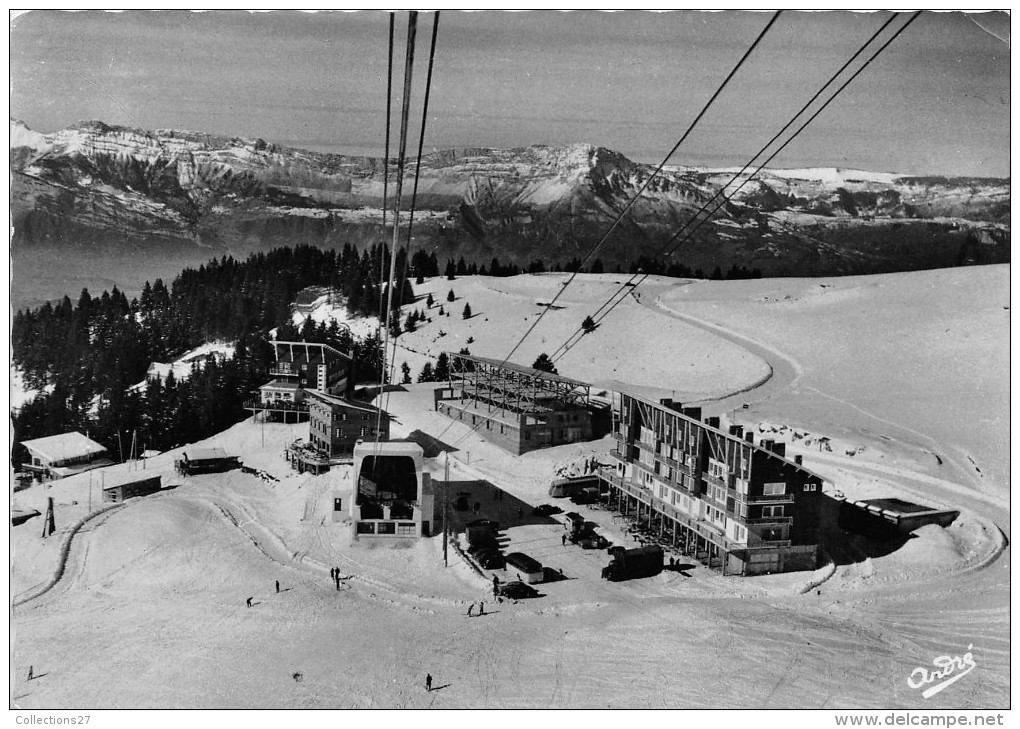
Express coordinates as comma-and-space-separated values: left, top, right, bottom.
907, 645, 976, 699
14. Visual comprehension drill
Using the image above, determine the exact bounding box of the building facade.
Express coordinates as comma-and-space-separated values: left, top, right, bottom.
601, 392, 823, 575
349, 441, 433, 540
247, 340, 353, 422
434, 353, 604, 455
307, 391, 390, 459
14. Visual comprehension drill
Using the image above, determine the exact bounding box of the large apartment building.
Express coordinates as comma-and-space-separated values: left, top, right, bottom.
601, 391, 823, 575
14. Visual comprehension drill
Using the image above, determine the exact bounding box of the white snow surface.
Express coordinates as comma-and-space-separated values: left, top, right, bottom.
10, 268, 1010, 710
132, 341, 236, 390
291, 295, 380, 340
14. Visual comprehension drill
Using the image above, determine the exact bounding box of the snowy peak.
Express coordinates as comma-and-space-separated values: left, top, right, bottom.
9, 119, 1010, 277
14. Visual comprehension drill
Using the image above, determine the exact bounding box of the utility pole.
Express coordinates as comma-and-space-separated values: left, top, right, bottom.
443, 452, 450, 566
116, 431, 123, 463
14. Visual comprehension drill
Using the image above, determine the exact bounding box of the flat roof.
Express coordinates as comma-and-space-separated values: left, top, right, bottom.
184, 447, 231, 461
305, 390, 383, 414
271, 340, 349, 360
21, 432, 107, 463
615, 389, 825, 482
354, 441, 423, 457
100, 473, 162, 491
450, 353, 590, 388
859, 498, 937, 515
260, 379, 301, 390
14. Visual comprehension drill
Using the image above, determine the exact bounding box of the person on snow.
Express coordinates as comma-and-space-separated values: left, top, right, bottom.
426, 673, 433, 692
246, 596, 253, 608
276, 580, 280, 593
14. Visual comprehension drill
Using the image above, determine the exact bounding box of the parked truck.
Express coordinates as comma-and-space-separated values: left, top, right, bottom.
548, 474, 599, 498
601, 545, 664, 581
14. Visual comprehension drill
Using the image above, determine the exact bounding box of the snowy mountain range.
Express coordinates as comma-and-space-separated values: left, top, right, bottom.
10, 119, 1010, 276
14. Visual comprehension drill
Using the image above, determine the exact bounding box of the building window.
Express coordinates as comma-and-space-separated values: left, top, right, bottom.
334, 498, 342, 512
708, 459, 727, 480
397, 523, 416, 535
763, 482, 786, 496
762, 505, 785, 518
356, 522, 376, 534
360, 427, 366, 437
804, 483, 818, 492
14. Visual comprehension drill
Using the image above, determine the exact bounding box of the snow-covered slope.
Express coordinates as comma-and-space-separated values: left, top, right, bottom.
10, 265, 1009, 709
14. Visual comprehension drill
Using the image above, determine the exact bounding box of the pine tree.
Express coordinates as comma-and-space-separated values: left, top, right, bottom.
426, 293, 435, 309
462, 302, 472, 319
434, 352, 450, 381
447, 289, 455, 303
401, 361, 412, 384
532, 353, 557, 374
417, 361, 435, 383
582, 315, 597, 334
445, 259, 456, 280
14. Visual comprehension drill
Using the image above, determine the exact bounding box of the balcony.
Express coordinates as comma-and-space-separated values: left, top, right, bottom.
747, 493, 796, 503
745, 516, 794, 525
244, 399, 309, 413
609, 448, 631, 463
702, 471, 727, 488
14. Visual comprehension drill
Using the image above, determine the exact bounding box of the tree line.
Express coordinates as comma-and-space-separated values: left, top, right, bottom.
11, 244, 402, 468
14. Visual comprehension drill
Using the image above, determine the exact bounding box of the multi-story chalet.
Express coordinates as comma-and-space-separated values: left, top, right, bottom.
307, 391, 390, 459
601, 391, 823, 575
434, 352, 609, 455
246, 340, 352, 422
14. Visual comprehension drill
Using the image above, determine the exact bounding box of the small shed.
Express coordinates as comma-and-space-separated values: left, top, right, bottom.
102, 474, 163, 503
176, 447, 240, 475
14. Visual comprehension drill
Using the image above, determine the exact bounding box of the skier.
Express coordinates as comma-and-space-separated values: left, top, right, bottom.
426, 673, 433, 692
467, 603, 474, 617
561, 534, 566, 547
275, 580, 280, 594
330, 567, 336, 581
479, 602, 485, 616
27, 666, 33, 681
246, 596, 253, 608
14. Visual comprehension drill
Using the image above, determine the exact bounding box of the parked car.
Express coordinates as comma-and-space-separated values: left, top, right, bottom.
497, 580, 539, 599
532, 503, 562, 516
474, 549, 506, 570
579, 533, 610, 550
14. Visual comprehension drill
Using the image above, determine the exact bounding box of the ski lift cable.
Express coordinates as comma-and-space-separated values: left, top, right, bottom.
496, 10, 784, 370
377, 12, 397, 324
384, 11, 441, 418
552, 11, 921, 365
396, 13, 784, 453
548, 11, 902, 363
375, 11, 419, 446
379, 11, 783, 452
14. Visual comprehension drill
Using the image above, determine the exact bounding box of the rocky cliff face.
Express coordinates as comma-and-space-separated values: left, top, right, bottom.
10, 119, 1009, 275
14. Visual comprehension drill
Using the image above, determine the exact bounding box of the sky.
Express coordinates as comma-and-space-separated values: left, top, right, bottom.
8, 9, 1012, 176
